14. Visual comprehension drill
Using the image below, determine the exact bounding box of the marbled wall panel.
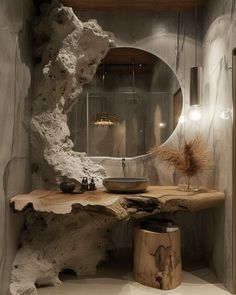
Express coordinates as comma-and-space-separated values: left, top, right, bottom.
0, 27, 16, 293
201, 0, 236, 290
0, 1, 33, 294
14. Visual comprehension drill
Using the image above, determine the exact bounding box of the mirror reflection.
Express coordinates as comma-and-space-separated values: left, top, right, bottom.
68, 47, 182, 158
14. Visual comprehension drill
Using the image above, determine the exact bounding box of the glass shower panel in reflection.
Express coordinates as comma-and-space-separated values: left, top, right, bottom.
89, 91, 146, 158
68, 91, 169, 158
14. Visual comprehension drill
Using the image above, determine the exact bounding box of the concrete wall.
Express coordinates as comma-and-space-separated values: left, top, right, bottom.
0, 0, 33, 294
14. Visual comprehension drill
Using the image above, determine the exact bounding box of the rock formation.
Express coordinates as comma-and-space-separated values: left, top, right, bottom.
31, 0, 114, 189
10, 210, 117, 295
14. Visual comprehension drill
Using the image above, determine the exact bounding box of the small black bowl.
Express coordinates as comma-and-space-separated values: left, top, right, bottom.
60, 181, 75, 193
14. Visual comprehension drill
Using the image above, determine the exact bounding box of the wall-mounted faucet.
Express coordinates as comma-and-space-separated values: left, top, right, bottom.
122, 157, 126, 177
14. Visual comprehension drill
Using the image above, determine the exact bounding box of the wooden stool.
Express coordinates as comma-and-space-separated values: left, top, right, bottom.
133, 226, 182, 290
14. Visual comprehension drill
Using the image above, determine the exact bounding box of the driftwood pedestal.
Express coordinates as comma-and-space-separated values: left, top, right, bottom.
133, 226, 182, 290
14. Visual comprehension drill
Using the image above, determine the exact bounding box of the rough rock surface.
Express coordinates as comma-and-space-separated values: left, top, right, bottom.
31, 0, 114, 188
10, 210, 117, 295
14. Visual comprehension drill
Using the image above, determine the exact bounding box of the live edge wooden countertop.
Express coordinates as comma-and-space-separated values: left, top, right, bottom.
10, 186, 225, 217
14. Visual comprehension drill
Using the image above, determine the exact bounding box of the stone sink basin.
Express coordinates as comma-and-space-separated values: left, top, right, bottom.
103, 177, 149, 194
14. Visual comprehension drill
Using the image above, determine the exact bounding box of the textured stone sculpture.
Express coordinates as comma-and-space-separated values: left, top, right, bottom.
31, 0, 114, 189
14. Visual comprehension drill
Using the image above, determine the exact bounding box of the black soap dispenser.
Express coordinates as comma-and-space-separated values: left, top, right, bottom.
85, 177, 89, 190
89, 177, 96, 191
80, 178, 87, 191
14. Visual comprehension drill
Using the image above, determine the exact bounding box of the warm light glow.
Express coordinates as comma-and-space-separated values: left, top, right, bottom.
188, 105, 202, 122
159, 121, 166, 128
94, 119, 115, 126
92, 112, 119, 126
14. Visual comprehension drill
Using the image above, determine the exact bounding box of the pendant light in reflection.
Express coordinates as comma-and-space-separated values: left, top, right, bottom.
91, 63, 119, 126
189, 6, 202, 122
93, 113, 119, 126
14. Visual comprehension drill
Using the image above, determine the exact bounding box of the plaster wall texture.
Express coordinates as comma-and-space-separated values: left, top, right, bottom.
0, 0, 33, 294
200, 0, 236, 290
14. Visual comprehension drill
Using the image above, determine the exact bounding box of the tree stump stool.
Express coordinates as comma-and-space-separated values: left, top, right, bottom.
133, 226, 182, 290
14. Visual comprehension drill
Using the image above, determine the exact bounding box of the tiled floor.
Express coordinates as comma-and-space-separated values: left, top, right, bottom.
38, 267, 230, 295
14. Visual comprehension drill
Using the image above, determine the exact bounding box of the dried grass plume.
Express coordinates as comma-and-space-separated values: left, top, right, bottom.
151, 136, 213, 180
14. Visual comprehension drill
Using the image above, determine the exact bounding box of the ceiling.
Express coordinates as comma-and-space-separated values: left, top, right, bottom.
96, 48, 164, 74
102, 48, 156, 65
60, 0, 207, 12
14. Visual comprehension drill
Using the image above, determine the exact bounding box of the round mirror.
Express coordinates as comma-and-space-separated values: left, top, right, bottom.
68, 47, 183, 158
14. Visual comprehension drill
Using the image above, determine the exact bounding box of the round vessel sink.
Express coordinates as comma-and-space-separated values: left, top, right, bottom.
103, 177, 149, 194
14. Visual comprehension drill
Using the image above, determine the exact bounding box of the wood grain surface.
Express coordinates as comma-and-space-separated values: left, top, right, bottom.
10, 186, 225, 215
133, 226, 182, 289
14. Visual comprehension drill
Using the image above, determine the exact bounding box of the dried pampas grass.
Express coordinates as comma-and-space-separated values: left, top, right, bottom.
151, 136, 213, 186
